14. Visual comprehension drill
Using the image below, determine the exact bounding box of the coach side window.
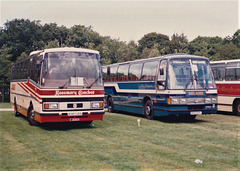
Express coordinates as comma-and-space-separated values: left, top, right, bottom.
129, 63, 142, 81
117, 64, 129, 81
11, 65, 16, 80
226, 62, 240, 81
30, 55, 41, 84
211, 63, 225, 81
102, 66, 107, 82
109, 66, 118, 82
141, 61, 158, 81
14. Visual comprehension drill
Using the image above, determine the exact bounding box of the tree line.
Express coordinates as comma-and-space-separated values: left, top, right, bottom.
0, 19, 239, 102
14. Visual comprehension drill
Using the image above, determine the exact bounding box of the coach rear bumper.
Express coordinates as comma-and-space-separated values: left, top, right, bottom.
34, 110, 105, 123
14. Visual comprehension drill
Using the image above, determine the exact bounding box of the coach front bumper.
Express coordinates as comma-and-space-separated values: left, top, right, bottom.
34, 110, 105, 123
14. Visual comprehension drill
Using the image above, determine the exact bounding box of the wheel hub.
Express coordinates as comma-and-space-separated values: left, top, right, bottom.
146, 106, 151, 115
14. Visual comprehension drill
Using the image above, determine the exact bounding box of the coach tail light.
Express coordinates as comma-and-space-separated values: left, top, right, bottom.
43, 103, 58, 110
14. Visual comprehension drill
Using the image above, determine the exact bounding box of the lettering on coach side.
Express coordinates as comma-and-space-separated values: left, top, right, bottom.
78, 90, 95, 95
55, 90, 95, 96
55, 90, 78, 96
188, 92, 204, 96
11, 84, 16, 91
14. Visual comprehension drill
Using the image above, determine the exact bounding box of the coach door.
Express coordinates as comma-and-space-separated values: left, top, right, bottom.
157, 59, 167, 91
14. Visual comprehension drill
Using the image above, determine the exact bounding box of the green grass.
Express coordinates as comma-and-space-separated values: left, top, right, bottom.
0, 103, 11, 108
0, 111, 239, 170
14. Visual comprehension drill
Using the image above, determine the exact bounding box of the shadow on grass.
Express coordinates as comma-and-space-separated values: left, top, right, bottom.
17, 114, 95, 130
217, 111, 237, 116
39, 122, 95, 131
156, 116, 207, 124
110, 110, 207, 124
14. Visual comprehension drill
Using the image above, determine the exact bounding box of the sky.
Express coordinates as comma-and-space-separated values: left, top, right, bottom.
0, 0, 239, 42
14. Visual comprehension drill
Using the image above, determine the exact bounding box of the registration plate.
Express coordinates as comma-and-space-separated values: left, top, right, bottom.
190, 111, 202, 115
68, 112, 82, 116
70, 118, 80, 122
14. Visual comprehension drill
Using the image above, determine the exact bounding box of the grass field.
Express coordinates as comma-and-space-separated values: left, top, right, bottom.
0, 103, 11, 108
0, 110, 239, 170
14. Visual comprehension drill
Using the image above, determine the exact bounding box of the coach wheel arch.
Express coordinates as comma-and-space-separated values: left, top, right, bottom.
14, 97, 20, 117
107, 96, 115, 113
233, 99, 240, 116
27, 103, 39, 126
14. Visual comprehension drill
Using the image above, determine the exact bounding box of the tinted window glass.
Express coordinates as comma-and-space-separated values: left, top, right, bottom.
141, 61, 158, 81
129, 63, 142, 81
117, 64, 129, 81
109, 66, 118, 82
225, 62, 240, 81
102, 66, 107, 82
211, 63, 225, 81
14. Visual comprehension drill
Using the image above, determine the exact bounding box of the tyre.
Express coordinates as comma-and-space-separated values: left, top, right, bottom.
144, 100, 154, 119
14, 100, 20, 117
233, 100, 240, 116
27, 106, 39, 126
107, 97, 115, 113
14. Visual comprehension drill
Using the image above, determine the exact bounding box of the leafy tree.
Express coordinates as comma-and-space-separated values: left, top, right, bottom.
44, 39, 60, 49
213, 42, 239, 60
231, 29, 240, 48
138, 32, 170, 54
117, 41, 139, 62
170, 33, 189, 53
67, 25, 102, 49
140, 46, 160, 59
97, 37, 124, 64
42, 23, 69, 47
0, 46, 13, 102
0, 19, 44, 61
188, 36, 223, 58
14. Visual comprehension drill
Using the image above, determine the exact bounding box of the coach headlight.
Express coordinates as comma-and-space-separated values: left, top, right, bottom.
180, 98, 187, 104
205, 98, 211, 104
43, 103, 58, 110
91, 102, 104, 109
170, 98, 179, 104
211, 97, 217, 104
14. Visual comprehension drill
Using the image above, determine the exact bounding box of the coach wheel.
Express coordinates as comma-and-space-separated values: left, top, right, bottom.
144, 100, 154, 120
233, 100, 240, 116
14, 100, 20, 117
27, 106, 39, 126
107, 97, 115, 113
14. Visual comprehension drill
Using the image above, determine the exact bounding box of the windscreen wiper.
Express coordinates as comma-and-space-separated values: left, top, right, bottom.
87, 75, 101, 88
184, 76, 194, 91
59, 80, 69, 89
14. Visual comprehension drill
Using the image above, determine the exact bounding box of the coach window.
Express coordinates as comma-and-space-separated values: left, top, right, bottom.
141, 61, 158, 81
17, 63, 20, 79
23, 60, 28, 79
18, 62, 23, 79
211, 63, 225, 81
117, 64, 129, 81
102, 66, 107, 82
129, 63, 143, 81
226, 62, 240, 81
109, 66, 118, 82
11, 65, 15, 80
157, 60, 167, 89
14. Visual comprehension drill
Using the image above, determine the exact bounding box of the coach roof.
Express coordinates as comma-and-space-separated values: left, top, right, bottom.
30, 47, 99, 56
105, 53, 208, 67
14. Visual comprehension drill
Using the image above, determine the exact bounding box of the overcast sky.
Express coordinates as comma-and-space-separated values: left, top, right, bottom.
0, 0, 239, 42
